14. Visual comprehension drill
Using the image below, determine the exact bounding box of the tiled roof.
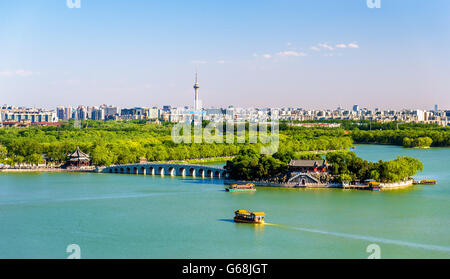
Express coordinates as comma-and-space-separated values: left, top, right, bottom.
68, 146, 90, 160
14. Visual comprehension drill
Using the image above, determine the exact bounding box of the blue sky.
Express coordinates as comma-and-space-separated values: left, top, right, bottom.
0, 0, 449, 109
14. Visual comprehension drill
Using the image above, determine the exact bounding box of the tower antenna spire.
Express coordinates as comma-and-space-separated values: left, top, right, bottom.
195, 65, 198, 83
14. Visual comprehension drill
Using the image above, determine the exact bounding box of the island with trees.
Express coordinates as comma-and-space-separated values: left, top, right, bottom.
225, 148, 424, 190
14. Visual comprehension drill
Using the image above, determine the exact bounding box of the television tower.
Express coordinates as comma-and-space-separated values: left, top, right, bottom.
193, 71, 200, 111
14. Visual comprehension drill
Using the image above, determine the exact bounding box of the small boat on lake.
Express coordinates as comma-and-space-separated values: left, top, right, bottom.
368, 181, 381, 191
226, 183, 256, 192
234, 210, 265, 224
363, 180, 381, 191
413, 179, 437, 185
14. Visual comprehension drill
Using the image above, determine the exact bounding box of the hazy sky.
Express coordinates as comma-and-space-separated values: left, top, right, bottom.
0, 0, 449, 110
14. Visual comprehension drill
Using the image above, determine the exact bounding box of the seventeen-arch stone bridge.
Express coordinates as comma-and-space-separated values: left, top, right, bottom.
100, 163, 228, 179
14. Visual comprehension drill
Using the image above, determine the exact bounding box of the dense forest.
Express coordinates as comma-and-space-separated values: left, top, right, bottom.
225, 149, 423, 183
0, 120, 446, 167
0, 120, 352, 166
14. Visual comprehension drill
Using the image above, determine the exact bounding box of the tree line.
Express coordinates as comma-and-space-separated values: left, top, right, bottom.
0, 120, 353, 167
351, 129, 449, 147
285, 120, 450, 148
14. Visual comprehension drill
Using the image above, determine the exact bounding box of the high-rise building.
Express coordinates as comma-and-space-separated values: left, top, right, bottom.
148, 107, 160, 120
414, 109, 425, 121
57, 106, 65, 120
435, 104, 438, 112
77, 106, 88, 120
104, 106, 120, 119
352, 105, 359, 112
91, 107, 105, 120
64, 107, 73, 120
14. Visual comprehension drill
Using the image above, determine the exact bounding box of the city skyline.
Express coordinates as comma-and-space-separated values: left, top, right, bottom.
1, 102, 445, 112
1, 1, 449, 109
2, 103, 448, 128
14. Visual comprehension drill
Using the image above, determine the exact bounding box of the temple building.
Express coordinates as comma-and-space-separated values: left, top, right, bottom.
66, 147, 91, 167
288, 160, 330, 173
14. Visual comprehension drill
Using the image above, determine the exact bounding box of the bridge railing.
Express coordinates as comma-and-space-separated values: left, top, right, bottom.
102, 163, 227, 178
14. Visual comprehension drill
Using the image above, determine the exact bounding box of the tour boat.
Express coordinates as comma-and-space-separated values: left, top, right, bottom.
367, 181, 381, 191
417, 179, 437, 185
234, 210, 265, 224
226, 183, 256, 192
413, 179, 437, 185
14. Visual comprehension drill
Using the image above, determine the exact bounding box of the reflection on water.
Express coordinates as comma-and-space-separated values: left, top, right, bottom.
218, 218, 235, 223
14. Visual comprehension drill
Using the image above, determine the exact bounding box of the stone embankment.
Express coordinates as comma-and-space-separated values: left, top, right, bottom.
224, 179, 414, 190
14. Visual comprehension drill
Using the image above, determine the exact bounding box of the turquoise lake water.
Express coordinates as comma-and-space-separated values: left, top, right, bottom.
0, 144, 449, 258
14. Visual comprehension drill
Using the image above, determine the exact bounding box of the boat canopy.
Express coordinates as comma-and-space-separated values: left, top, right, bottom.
253, 212, 266, 216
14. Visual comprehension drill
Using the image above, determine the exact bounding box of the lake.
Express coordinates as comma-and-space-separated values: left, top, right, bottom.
0, 144, 449, 258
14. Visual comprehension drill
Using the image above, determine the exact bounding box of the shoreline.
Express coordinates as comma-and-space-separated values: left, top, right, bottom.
0, 167, 95, 173
354, 142, 446, 149
0, 168, 416, 190
0, 157, 233, 174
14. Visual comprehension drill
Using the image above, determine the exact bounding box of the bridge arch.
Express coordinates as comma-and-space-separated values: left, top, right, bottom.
189, 168, 196, 177
168, 167, 175, 176
207, 170, 213, 178
147, 167, 155, 175
214, 171, 220, 178
178, 167, 186, 177
158, 167, 165, 176
199, 169, 205, 178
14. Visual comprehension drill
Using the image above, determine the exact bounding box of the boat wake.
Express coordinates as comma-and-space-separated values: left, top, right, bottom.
265, 223, 450, 253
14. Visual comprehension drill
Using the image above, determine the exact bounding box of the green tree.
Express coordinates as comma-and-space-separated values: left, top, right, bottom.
0, 144, 7, 163
27, 154, 43, 166
91, 145, 115, 166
